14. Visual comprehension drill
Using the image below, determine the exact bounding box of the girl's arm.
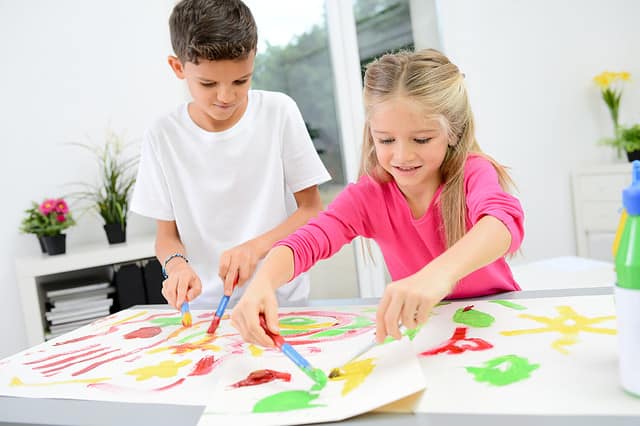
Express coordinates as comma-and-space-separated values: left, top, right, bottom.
231, 245, 296, 347
218, 185, 323, 295
377, 215, 511, 342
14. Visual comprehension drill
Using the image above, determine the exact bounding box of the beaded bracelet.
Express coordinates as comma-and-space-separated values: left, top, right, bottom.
162, 253, 189, 279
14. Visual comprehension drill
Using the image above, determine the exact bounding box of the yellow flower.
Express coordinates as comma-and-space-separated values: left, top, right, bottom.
593, 71, 631, 89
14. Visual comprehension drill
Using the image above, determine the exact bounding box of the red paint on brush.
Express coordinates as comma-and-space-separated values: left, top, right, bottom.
463, 305, 474, 312
124, 326, 163, 339
230, 369, 291, 388
207, 316, 221, 334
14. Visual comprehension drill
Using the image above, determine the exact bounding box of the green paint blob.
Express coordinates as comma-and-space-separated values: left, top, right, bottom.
279, 317, 315, 326
466, 354, 539, 386
453, 308, 495, 327
253, 390, 323, 413
178, 331, 206, 343
341, 316, 375, 330
304, 368, 328, 391
489, 300, 527, 310
150, 317, 183, 327
310, 329, 346, 338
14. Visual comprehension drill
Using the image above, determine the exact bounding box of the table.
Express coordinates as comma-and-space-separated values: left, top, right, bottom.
1, 287, 637, 426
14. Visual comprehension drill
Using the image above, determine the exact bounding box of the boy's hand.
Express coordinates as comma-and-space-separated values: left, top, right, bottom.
161, 261, 202, 309
231, 280, 280, 348
375, 268, 454, 343
218, 239, 266, 295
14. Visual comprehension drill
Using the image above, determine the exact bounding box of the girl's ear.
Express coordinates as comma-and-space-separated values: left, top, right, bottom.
168, 56, 186, 79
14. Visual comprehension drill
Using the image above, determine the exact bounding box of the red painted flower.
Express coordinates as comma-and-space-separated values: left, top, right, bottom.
39, 199, 56, 215
54, 199, 69, 214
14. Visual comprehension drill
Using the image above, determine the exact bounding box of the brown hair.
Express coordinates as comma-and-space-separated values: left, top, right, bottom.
359, 49, 515, 249
169, 0, 258, 64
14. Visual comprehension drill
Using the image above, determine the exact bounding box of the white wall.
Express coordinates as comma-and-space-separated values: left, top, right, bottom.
0, 1, 184, 357
434, 0, 640, 263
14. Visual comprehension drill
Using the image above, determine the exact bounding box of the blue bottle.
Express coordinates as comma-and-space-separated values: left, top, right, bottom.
614, 160, 640, 397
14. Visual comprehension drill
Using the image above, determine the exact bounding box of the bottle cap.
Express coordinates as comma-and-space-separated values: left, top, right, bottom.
623, 161, 640, 215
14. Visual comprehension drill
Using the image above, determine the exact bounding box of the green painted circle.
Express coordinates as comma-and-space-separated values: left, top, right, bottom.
279, 317, 316, 326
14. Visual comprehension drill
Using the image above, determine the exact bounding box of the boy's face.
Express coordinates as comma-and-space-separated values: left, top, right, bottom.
168, 52, 255, 132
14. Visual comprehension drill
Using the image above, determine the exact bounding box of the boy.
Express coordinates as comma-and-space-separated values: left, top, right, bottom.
131, 0, 330, 310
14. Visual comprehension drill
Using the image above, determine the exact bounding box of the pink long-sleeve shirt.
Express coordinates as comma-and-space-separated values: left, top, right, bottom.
276, 155, 525, 298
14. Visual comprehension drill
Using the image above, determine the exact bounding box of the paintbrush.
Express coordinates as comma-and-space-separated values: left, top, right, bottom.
329, 326, 407, 378
207, 277, 239, 334
259, 313, 327, 389
180, 301, 192, 327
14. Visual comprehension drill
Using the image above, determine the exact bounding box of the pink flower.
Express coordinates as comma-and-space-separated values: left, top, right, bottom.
54, 199, 69, 214
56, 214, 66, 223
39, 199, 56, 215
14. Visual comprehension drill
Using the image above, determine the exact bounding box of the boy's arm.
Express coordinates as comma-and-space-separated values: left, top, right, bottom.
156, 220, 202, 308
219, 185, 323, 293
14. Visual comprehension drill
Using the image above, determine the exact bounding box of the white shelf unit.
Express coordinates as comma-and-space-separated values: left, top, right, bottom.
572, 163, 631, 261
15, 236, 156, 346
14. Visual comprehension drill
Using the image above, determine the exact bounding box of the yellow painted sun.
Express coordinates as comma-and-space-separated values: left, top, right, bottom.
500, 306, 615, 354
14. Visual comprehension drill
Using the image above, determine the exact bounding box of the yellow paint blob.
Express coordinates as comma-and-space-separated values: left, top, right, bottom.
501, 306, 616, 354
248, 344, 264, 357
329, 358, 375, 396
126, 359, 191, 381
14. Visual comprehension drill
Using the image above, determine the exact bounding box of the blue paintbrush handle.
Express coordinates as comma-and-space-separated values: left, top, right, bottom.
214, 295, 230, 318
181, 302, 190, 314
281, 343, 312, 370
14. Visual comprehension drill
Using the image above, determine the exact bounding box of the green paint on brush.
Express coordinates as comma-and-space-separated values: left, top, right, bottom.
453, 308, 495, 327
304, 368, 328, 391
489, 300, 527, 310
466, 354, 539, 386
253, 390, 324, 413
150, 317, 183, 327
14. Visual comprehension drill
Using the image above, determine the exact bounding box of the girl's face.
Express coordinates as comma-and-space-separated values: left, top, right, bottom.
369, 97, 449, 196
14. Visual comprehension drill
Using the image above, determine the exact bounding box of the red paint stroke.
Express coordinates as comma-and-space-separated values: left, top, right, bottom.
88, 378, 186, 393
33, 348, 112, 370
463, 305, 474, 312
124, 326, 162, 339
188, 356, 216, 376
24, 344, 101, 365
41, 349, 120, 377
230, 370, 291, 388
53, 326, 120, 346
420, 327, 493, 356
308, 347, 321, 353
197, 312, 213, 319
154, 378, 186, 391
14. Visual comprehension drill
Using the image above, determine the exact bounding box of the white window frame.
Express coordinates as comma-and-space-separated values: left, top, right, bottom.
325, 0, 387, 298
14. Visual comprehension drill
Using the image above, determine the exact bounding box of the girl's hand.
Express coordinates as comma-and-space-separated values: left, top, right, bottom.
161, 261, 202, 309
218, 239, 266, 295
376, 268, 454, 343
231, 279, 280, 348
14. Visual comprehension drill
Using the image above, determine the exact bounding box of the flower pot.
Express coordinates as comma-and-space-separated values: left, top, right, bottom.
627, 150, 640, 162
37, 235, 47, 253
42, 234, 66, 256
104, 223, 126, 244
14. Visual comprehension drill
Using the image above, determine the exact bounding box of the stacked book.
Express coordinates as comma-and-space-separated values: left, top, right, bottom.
44, 282, 115, 340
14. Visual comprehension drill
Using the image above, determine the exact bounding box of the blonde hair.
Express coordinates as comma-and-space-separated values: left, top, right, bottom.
359, 49, 515, 249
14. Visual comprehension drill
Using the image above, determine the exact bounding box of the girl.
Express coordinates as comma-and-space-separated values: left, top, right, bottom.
231, 49, 524, 347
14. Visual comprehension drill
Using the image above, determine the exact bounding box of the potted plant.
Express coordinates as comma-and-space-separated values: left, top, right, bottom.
593, 70, 637, 160
71, 129, 138, 244
20, 198, 76, 255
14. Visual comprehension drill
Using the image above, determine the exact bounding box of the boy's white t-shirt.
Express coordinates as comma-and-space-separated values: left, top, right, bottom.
131, 90, 331, 309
